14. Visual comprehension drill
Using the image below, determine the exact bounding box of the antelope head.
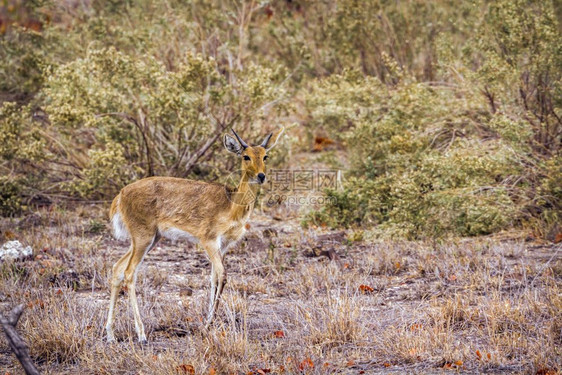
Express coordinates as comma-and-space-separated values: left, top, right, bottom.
224, 127, 285, 184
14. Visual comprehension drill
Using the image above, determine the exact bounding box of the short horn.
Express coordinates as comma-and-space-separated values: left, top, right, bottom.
231, 129, 248, 149
261, 133, 273, 149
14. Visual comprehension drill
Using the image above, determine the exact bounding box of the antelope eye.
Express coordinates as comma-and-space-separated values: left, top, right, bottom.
243, 155, 251, 161
263, 155, 268, 161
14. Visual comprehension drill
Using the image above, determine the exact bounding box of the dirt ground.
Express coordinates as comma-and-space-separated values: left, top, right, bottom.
0, 205, 560, 374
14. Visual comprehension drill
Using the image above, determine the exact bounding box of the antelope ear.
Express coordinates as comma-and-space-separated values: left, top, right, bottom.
224, 134, 242, 154
262, 126, 285, 150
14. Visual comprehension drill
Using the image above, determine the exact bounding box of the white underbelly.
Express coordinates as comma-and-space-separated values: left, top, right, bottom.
160, 227, 198, 244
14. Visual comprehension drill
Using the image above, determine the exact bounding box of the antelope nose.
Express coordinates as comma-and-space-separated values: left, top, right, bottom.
257, 173, 266, 184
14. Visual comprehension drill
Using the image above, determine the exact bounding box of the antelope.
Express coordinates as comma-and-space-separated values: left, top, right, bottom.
105, 127, 285, 343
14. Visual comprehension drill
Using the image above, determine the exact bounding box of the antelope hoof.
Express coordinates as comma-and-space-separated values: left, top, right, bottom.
138, 333, 148, 344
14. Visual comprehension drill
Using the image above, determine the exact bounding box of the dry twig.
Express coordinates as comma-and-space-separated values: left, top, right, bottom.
0, 304, 40, 375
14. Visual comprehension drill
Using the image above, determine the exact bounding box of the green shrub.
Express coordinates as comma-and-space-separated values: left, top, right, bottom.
0, 0, 559, 239
303, 0, 560, 238
0, 176, 22, 216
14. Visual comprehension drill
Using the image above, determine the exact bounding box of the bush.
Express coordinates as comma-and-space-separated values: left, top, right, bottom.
0, 0, 559, 239
303, 0, 560, 238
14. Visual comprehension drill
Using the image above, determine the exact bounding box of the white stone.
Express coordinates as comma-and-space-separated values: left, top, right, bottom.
0, 240, 33, 261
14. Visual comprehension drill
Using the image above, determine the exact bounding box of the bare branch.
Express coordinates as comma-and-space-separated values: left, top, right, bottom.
96, 112, 154, 177
0, 305, 41, 375
182, 114, 240, 176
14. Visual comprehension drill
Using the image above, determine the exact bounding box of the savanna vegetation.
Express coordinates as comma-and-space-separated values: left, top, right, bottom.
0, 0, 560, 374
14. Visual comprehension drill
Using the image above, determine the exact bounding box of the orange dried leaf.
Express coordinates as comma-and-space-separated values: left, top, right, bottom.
455, 360, 463, 367
383, 362, 391, 367
443, 363, 453, 369
312, 136, 335, 152
410, 323, 422, 331
273, 330, 285, 338
487, 353, 491, 360
448, 274, 457, 281
298, 358, 314, 371
476, 350, 482, 360
359, 284, 374, 294
536, 367, 558, 375
346, 360, 355, 367
176, 364, 195, 375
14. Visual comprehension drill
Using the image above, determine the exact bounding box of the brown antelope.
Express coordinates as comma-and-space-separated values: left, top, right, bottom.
105, 127, 284, 343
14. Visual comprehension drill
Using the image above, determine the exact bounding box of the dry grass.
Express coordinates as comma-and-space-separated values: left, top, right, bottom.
0, 205, 560, 374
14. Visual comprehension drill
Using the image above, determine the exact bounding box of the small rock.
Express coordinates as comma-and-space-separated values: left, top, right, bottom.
0, 240, 33, 261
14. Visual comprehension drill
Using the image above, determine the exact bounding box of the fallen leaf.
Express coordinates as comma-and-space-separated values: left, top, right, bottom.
476, 350, 482, 360
298, 358, 314, 371
536, 367, 558, 375
312, 136, 335, 152
383, 362, 391, 367
273, 330, 285, 338
359, 284, 375, 294
443, 363, 453, 369
410, 323, 422, 331
176, 364, 195, 374
455, 360, 463, 367
448, 274, 457, 282
209, 367, 216, 375
487, 353, 491, 360
3, 230, 16, 240
264, 5, 274, 19
346, 360, 355, 367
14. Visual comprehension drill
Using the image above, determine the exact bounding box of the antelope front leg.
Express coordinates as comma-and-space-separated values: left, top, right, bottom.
202, 240, 226, 328
206, 265, 227, 327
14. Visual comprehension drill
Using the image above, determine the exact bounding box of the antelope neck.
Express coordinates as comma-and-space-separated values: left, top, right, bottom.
229, 171, 260, 220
